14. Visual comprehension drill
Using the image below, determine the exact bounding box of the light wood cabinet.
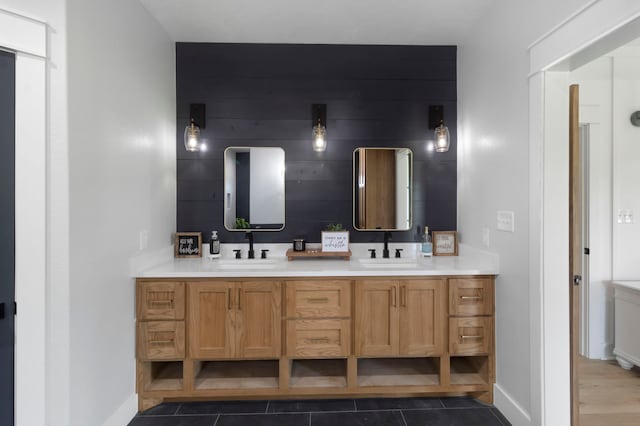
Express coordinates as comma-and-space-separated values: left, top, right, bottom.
136, 275, 495, 411
138, 321, 185, 360
285, 280, 351, 358
355, 278, 444, 356
399, 279, 445, 356
189, 281, 281, 359
137, 281, 186, 362
449, 277, 494, 316
355, 280, 398, 356
188, 282, 235, 359
448, 277, 494, 356
137, 281, 185, 321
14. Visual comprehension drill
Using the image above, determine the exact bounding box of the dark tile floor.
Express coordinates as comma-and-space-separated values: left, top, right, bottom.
129, 397, 511, 426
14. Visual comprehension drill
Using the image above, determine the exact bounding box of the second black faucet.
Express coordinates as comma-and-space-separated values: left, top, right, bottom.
245, 231, 255, 259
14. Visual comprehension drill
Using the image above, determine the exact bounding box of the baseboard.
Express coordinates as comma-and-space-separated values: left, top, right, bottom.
494, 383, 532, 426
102, 393, 137, 426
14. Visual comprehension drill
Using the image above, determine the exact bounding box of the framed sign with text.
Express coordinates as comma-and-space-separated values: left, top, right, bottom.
432, 231, 458, 256
174, 232, 202, 258
321, 231, 350, 252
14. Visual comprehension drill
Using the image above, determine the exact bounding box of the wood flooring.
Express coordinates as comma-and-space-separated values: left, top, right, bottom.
579, 356, 640, 425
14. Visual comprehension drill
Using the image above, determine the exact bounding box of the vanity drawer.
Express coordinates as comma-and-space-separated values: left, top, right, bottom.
286, 319, 351, 357
449, 278, 494, 316
137, 321, 185, 360
286, 281, 351, 318
449, 317, 492, 355
137, 281, 185, 320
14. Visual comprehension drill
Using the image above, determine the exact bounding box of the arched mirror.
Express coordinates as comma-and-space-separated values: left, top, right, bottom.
224, 147, 285, 231
353, 147, 412, 231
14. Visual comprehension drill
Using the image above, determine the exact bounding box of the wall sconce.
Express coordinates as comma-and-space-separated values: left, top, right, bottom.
184, 103, 206, 152
312, 104, 327, 152
429, 105, 450, 153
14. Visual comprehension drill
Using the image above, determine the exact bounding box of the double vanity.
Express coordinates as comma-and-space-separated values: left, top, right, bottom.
135, 245, 498, 411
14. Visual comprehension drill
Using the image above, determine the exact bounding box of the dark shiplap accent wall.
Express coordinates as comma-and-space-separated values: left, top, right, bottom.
176, 43, 457, 244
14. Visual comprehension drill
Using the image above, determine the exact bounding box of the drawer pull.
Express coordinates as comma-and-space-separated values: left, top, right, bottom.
149, 339, 174, 345
307, 337, 330, 344
460, 296, 481, 300
148, 300, 173, 306
460, 335, 482, 340
307, 297, 329, 304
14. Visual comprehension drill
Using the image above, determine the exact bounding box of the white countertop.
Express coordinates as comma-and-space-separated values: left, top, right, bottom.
138, 243, 499, 278
613, 281, 640, 292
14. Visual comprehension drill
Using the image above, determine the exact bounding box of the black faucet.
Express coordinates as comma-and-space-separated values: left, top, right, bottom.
383, 231, 392, 258
245, 231, 255, 259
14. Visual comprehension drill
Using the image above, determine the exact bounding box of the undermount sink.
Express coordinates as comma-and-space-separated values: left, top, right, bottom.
216, 258, 285, 269
357, 258, 419, 268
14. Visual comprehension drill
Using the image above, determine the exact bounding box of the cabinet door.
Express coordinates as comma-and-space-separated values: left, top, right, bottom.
189, 282, 235, 359
355, 280, 399, 356
237, 281, 281, 358
399, 279, 445, 355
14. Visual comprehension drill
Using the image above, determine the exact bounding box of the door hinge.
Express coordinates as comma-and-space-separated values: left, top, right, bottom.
584, 248, 590, 255
14, 301, 17, 316
573, 275, 582, 286
0, 303, 4, 319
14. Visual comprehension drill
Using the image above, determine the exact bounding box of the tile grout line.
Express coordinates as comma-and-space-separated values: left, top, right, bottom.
212, 413, 220, 426
308, 412, 312, 426
265, 401, 270, 414
489, 408, 509, 426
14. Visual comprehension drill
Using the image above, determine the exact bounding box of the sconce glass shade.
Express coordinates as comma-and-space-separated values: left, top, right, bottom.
184, 118, 201, 152
434, 122, 450, 153
312, 121, 327, 152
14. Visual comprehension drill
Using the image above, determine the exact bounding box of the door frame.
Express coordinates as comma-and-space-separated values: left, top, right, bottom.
0, 8, 47, 426
528, 2, 640, 425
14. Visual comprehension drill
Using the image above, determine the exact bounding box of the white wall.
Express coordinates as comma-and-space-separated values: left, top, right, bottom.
457, 1, 593, 425
611, 47, 640, 279
66, 0, 175, 424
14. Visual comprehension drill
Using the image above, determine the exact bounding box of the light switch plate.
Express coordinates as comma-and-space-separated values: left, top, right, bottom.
497, 211, 515, 232
482, 227, 490, 247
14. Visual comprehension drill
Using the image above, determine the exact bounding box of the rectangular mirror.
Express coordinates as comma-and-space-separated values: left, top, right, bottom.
353, 147, 412, 231
224, 147, 285, 231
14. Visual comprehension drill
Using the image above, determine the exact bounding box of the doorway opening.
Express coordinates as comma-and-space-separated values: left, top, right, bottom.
0, 48, 16, 426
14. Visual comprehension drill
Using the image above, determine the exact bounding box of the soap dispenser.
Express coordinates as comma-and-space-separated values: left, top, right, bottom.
421, 226, 432, 257
209, 230, 221, 259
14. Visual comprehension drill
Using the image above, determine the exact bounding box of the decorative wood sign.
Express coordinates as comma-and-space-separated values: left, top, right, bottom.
321, 231, 349, 252
174, 232, 202, 258
432, 231, 458, 256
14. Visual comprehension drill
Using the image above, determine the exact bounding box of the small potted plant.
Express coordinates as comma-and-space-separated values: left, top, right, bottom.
235, 217, 250, 229
321, 223, 349, 252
